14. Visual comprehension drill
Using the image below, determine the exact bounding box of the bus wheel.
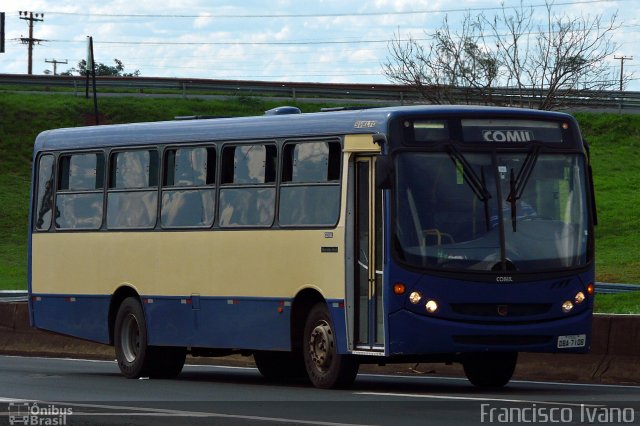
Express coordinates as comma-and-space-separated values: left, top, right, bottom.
148, 346, 186, 379
303, 303, 359, 389
462, 352, 518, 388
114, 297, 151, 378
114, 297, 186, 379
254, 350, 307, 381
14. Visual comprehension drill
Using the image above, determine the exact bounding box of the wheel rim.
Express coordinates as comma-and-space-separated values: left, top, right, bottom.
308, 320, 334, 373
120, 313, 140, 363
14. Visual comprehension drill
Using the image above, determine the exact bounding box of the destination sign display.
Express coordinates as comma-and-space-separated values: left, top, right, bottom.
461, 119, 564, 144
401, 117, 569, 145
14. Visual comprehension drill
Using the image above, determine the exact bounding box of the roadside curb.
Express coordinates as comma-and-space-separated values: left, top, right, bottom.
1, 302, 639, 384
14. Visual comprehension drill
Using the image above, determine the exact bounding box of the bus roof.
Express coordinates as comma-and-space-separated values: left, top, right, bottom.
33, 105, 574, 152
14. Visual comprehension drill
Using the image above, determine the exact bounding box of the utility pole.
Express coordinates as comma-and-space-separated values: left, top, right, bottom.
1, 12, 5, 54
19, 11, 44, 75
614, 55, 633, 91
45, 58, 68, 75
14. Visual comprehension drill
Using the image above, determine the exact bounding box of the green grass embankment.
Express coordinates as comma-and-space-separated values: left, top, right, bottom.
0, 94, 638, 314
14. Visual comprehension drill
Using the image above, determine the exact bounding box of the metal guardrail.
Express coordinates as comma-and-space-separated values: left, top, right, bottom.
2, 73, 640, 110
1, 282, 638, 302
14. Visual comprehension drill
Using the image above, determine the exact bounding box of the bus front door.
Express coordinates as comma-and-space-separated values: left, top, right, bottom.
353, 157, 384, 352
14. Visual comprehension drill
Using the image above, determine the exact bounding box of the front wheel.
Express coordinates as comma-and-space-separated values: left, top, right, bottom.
462, 352, 518, 388
303, 303, 359, 389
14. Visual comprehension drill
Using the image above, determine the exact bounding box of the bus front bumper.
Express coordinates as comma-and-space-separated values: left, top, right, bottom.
388, 308, 592, 355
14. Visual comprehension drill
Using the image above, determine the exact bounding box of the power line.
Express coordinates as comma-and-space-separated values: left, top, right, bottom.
29, 0, 635, 19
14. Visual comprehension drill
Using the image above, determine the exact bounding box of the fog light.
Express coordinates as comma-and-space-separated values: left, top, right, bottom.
409, 291, 422, 304
562, 300, 574, 313
425, 300, 438, 314
574, 291, 586, 304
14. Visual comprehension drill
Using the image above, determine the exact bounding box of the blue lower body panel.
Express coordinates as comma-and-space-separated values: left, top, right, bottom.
31, 295, 111, 344
30, 294, 298, 351
388, 308, 592, 355
143, 296, 292, 350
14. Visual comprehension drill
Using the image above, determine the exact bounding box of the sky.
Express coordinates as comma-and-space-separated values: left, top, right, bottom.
1, 0, 639, 90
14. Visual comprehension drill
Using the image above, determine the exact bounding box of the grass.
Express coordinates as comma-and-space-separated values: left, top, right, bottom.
594, 292, 640, 314
0, 94, 638, 314
574, 113, 640, 284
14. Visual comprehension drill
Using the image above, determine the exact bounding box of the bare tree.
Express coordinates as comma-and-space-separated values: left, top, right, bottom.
383, 1, 624, 110
383, 16, 500, 105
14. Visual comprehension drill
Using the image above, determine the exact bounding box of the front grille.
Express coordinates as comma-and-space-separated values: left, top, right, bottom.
450, 303, 552, 317
453, 335, 553, 346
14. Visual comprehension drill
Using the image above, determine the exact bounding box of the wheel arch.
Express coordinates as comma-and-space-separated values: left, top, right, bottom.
290, 288, 326, 352
108, 285, 141, 345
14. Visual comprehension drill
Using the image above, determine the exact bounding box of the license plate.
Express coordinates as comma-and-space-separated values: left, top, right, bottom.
557, 334, 586, 349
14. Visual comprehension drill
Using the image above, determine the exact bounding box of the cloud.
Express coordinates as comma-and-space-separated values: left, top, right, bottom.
194, 12, 213, 29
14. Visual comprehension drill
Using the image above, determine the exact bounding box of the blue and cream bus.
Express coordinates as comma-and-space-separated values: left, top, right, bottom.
28, 105, 596, 388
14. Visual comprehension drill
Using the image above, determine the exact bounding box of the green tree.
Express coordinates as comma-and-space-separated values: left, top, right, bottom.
60, 59, 140, 77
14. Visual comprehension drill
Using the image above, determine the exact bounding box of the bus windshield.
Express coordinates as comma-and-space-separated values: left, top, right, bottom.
394, 151, 589, 273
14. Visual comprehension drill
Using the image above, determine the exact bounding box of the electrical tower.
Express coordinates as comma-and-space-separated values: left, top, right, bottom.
45, 58, 68, 75
19, 11, 45, 75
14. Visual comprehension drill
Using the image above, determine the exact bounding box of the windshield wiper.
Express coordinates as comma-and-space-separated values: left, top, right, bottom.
506, 145, 540, 232
447, 146, 492, 231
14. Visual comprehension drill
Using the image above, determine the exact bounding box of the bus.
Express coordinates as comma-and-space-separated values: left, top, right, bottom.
28, 105, 596, 389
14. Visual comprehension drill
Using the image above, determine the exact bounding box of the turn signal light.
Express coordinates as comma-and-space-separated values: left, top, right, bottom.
587, 283, 595, 296
393, 283, 406, 295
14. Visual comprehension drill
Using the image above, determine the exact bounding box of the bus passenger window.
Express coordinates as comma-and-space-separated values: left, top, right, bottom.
161, 147, 216, 228
35, 154, 55, 231
219, 143, 276, 227
107, 150, 158, 229
55, 153, 104, 230
279, 140, 341, 227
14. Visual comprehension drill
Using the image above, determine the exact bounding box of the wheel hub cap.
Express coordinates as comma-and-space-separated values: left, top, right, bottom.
309, 320, 333, 372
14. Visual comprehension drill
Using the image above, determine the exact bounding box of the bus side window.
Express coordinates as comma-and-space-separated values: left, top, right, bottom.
35, 154, 55, 231
219, 143, 276, 227
55, 153, 105, 230
279, 140, 341, 227
107, 150, 159, 229
161, 146, 216, 228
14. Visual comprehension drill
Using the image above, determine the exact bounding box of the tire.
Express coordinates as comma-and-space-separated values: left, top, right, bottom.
254, 350, 307, 382
462, 352, 518, 388
148, 346, 186, 379
303, 303, 359, 389
114, 297, 186, 379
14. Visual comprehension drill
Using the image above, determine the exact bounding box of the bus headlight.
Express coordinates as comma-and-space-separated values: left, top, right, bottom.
562, 300, 574, 313
574, 291, 586, 304
409, 291, 422, 304
425, 300, 439, 314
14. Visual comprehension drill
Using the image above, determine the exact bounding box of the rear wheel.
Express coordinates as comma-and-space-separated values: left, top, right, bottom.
303, 303, 359, 389
254, 350, 307, 381
114, 297, 185, 379
462, 352, 518, 388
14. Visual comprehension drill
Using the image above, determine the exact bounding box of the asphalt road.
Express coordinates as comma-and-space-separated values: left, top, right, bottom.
1, 356, 639, 426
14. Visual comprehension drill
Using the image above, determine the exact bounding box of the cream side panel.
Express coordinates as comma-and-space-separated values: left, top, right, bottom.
32, 229, 345, 299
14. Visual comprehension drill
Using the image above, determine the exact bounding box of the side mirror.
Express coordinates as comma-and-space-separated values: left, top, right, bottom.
375, 156, 393, 189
